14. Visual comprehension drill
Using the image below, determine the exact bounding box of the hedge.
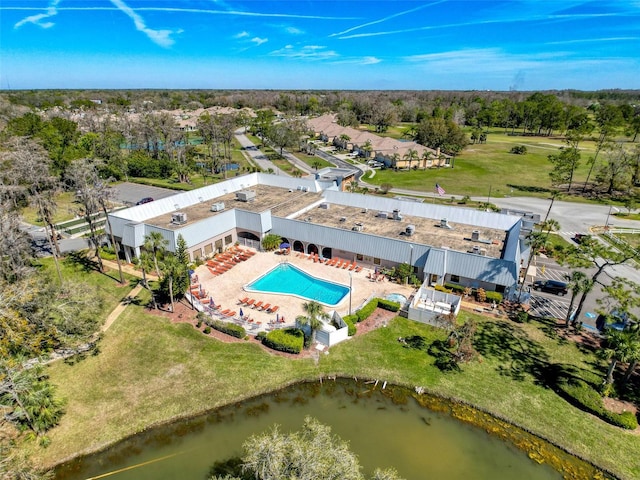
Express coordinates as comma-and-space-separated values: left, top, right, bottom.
485, 291, 503, 303
444, 283, 466, 294
262, 328, 304, 354
207, 319, 246, 339
356, 299, 379, 322
342, 315, 358, 336
377, 299, 400, 312
557, 379, 638, 430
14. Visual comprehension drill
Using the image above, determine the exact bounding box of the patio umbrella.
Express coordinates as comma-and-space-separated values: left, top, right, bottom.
240, 308, 244, 318
276, 313, 279, 322
279, 242, 290, 249
209, 297, 215, 307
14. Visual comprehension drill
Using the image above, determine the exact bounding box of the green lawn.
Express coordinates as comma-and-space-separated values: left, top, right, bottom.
365, 130, 600, 199
21, 191, 78, 225
24, 266, 640, 479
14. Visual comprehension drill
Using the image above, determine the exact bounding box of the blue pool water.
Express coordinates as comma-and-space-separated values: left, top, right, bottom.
386, 293, 407, 304
245, 263, 349, 306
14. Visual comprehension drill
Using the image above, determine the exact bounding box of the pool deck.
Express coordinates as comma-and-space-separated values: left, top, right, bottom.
193, 249, 416, 333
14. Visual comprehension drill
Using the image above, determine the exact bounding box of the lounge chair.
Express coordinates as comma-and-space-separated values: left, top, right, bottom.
355, 266, 363, 273
238, 297, 249, 305
224, 310, 236, 317
261, 303, 271, 312
342, 262, 350, 269
268, 305, 279, 314
348, 263, 356, 271
253, 301, 263, 310
220, 309, 230, 316
245, 299, 255, 307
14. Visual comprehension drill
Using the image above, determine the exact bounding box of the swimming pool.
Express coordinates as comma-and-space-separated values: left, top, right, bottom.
245, 263, 349, 306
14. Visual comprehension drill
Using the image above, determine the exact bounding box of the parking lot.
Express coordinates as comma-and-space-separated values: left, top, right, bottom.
112, 182, 178, 206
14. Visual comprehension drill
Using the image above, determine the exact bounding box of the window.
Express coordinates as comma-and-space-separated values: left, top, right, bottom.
450, 274, 460, 283
215, 239, 223, 253
224, 234, 233, 245
204, 244, 213, 255
193, 248, 202, 259
374, 257, 381, 265
356, 254, 364, 261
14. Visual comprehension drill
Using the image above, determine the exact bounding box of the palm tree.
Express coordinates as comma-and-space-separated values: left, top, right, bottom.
296, 301, 330, 345
161, 255, 183, 314
143, 231, 168, 279
601, 330, 639, 385
540, 218, 560, 241
139, 251, 158, 310
564, 271, 592, 326
403, 148, 418, 170
422, 150, 432, 169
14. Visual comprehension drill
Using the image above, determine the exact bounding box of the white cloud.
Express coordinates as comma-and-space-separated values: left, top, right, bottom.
14, 0, 60, 29
333, 56, 382, 65
285, 26, 304, 35
251, 37, 268, 46
234, 31, 250, 39
270, 45, 339, 61
109, 0, 180, 48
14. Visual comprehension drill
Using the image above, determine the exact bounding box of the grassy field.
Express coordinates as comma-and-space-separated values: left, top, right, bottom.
23, 267, 640, 479
21, 191, 78, 225
364, 129, 601, 199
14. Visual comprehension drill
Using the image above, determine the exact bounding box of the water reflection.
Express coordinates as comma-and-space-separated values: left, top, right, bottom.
55, 380, 604, 480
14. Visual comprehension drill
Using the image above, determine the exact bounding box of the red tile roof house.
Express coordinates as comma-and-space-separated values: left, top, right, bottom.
306, 114, 450, 169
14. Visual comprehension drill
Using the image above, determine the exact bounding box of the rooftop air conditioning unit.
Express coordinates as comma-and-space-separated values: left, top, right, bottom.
377, 211, 389, 219
302, 186, 309, 192
479, 248, 487, 256
392, 209, 403, 221
405, 225, 415, 236
171, 212, 187, 225
319, 203, 329, 209
472, 245, 480, 254
471, 230, 480, 241
352, 224, 364, 232
210, 202, 225, 212
440, 218, 452, 229
236, 190, 256, 202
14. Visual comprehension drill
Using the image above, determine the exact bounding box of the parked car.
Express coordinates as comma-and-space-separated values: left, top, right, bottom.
136, 197, 154, 205
532, 279, 568, 296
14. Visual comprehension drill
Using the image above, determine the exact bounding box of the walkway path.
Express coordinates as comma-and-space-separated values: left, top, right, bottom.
102, 284, 144, 332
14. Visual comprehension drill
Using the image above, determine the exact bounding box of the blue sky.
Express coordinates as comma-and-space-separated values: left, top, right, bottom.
1, 1, 639, 90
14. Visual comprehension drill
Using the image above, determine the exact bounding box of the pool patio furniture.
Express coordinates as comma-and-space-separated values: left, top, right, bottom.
260, 303, 271, 312
245, 299, 255, 307
238, 297, 249, 305
253, 301, 263, 310
354, 266, 363, 273
220, 309, 230, 316
268, 305, 279, 314
224, 310, 236, 317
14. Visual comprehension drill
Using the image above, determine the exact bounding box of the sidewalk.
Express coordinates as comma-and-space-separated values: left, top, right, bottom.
101, 258, 158, 281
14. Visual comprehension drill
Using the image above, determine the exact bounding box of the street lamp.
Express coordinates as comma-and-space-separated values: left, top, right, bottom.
605, 206, 619, 231
349, 272, 353, 316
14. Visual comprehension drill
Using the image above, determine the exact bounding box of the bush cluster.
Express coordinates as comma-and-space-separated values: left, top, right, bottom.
262, 328, 304, 354
377, 299, 400, 312
356, 299, 379, 322
558, 379, 638, 430
341, 315, 358, 336
444, 283, 466, 294
485, 291, 503, 303
208, 319, 246, 339
510, 145, 528, 155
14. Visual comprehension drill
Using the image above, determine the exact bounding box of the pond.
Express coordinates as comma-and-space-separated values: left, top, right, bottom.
54, 380, 604, 480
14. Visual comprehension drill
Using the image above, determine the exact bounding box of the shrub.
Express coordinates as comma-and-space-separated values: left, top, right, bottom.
510, 145, 527, 155
208, 319, 246, 339
377, 299, 400, 312
255, 331, 266, 341
356, 299, 379, 322
475, 288, 487, 303
558, 379, 638, 430
342, 315, 357, 336
262, 328, 304, 354
485, 291, 503, 303
444, 283, 466, 294
434, 284, 453, 293
195, 321, 202, 329
203, 326, 211, 334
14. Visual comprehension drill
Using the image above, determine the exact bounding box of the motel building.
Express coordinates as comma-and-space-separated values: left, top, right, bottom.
107, 173, 530, 324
